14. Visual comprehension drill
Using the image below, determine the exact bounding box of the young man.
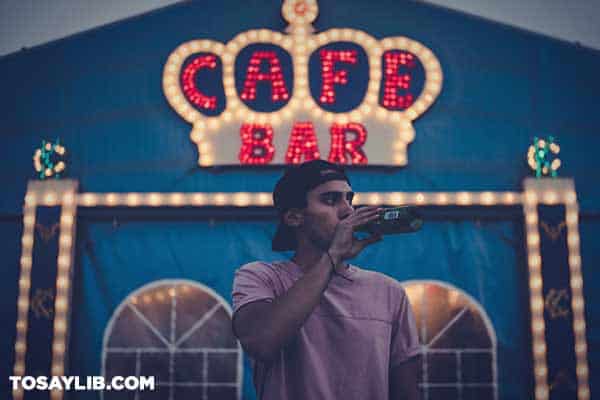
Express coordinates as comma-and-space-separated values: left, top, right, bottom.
231, 160, 421, 400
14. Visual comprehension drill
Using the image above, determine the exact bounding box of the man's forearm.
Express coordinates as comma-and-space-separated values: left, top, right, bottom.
238, 254, 334, 361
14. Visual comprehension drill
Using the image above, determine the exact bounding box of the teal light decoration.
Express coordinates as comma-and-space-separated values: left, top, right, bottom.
527, 136, 561, 178
33, 139, 67, 180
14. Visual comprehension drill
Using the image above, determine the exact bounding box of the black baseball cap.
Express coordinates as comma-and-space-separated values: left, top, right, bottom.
272, 160, 350, 251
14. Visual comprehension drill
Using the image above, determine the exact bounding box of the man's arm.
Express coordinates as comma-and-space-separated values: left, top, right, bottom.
232, 253, 333, 363
389, 356, 420, 400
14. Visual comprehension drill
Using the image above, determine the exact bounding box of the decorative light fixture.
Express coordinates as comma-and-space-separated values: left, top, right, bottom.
527, 136, 560, 178
33, 139, 67, 180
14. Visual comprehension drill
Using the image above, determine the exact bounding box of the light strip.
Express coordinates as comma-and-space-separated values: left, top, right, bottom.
74, 191, 522, 207
12, 191, 37, 400
12, 181, 78, 400
565, 201, 590, 400
523, 193, 549, 400
50, 189, 78, 400
523, 178, 590, 400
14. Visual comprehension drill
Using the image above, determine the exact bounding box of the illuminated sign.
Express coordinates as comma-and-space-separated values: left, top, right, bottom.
163, 0, 443, 166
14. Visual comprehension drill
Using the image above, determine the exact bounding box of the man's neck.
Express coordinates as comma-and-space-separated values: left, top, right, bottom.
292, 242, 347, 274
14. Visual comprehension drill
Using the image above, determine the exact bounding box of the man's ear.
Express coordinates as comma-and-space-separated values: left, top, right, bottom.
283, 208, 304, 227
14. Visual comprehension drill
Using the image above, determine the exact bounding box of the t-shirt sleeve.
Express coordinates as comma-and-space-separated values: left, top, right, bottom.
390, 287, 421, 367
231, 262, 276, 314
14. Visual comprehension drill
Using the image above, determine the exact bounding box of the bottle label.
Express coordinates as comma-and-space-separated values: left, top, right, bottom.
383, 209, 400, 220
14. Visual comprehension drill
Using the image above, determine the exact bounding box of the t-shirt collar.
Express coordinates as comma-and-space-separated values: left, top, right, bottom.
282, 259, 356, 282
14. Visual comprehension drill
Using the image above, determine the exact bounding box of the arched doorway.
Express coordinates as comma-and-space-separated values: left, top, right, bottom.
403, 280, 498, 400
101, 280, 242, 400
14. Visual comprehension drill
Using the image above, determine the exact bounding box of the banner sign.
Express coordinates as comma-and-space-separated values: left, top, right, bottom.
163, 0, 443, 166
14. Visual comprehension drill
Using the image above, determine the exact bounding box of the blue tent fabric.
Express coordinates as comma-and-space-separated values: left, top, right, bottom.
2, 0, 599, 398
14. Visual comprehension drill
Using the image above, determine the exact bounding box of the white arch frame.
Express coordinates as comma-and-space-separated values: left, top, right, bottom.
100, 279, 243, 400
401, 279, 498, 400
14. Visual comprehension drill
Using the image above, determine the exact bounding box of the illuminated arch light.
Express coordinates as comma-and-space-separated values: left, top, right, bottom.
521, 178, 590, 400
16, 180, 589, 400
402, 280, 499, 400
100, 279, 243, 400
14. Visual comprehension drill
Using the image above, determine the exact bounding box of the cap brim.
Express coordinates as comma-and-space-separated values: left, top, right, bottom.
272, 222, 296, 251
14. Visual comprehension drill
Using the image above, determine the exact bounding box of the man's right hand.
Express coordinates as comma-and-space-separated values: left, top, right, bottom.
328, 206, 383, 264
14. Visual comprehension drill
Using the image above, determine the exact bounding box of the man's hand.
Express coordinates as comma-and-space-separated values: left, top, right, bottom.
328, 206, 382, 263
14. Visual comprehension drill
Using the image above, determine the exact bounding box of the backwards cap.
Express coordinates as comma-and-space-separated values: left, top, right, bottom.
272, 159, 350, 251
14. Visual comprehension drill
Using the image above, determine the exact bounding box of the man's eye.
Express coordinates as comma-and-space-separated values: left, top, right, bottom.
323, 193, 340, 204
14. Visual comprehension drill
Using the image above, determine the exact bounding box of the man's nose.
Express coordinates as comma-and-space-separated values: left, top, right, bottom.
339, 198, 354, 219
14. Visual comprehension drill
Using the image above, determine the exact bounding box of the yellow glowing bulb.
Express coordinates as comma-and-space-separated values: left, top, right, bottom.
436, 193, 449, 205
192, 194, 206, 205
527, 234, 540, 246
233, 193, 251, 206
566, 212, 578, 225
481, 192, 495, 205
573, 319, 585, 332
51, 365, 64, 376
23, 215, 35, 227
457, 192, 472, 205
148, 193, 163, 206
576, 342, 587, 354
169, 193, 184, 206
214, 193, 228, 206
55, 320, 67, 332
579, 387, 590, 399
126, 193, 141, 206
16, 320, 26, 331
529, 255, 541, 267
503, 193, 516, 204
257, 193, 272, 206
55, 298, 67, 311
567, 234, 580, 247
388, 193, 405, 205
21, 235, 34, 248
534, 343, 546, 356
525, 192, 538, 204
569, 255, 581, 267
543, 191, 558, 204
25, 194, 37, 206
20, 255, 32, 268
535, 386, 549, 399
15, 341, 26, 352
44, 192, 57, 204
531, 297, 543, 311
368, 194, 381, 205
18, 298, 29, 312
81, 193, 98, 206
526, 213, 538, 225
105, 193, 119, 206
56, 277, 69, 289
571, 275, 583, 289
61, 215, 74, 226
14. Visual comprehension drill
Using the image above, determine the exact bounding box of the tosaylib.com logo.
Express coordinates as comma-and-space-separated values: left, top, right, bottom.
9, 376, 155, 391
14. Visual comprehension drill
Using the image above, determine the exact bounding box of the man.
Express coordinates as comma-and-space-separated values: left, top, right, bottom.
231, 159, 421, 400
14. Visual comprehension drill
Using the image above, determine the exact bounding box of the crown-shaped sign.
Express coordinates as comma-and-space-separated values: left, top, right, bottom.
163, 0, 443, 166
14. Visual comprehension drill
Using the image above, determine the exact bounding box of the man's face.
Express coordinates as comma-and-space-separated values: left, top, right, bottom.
298, 179, 355, 251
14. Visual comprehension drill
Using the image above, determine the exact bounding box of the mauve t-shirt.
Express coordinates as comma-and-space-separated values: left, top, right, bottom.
232, 260, 421, 400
